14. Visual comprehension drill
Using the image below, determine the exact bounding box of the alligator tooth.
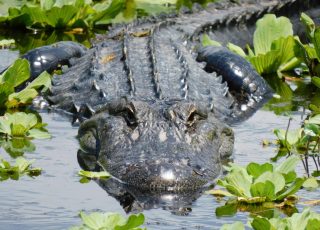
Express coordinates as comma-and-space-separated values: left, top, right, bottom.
91, 80, 100, 91
223, 86, 229, 97
80, 104, 95, 118
70, 103, 81, 113
99, 89, 107, 99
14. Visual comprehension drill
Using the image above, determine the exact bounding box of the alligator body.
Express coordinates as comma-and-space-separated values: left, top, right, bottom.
20, 0, 319, 194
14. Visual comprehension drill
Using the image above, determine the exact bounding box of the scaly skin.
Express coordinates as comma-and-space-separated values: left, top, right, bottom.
19, 0, 320, 193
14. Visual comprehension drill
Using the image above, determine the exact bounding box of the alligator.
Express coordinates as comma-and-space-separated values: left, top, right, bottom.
16, 0, 319, 196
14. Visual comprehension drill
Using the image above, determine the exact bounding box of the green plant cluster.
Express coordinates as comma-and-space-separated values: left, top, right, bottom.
210, 156, 305, 204
0, 156, 41, 181
202, 13, 320, 88
0, 52, 51, 179
0, 58, 51, 141
70, 212, 145, 230
273, 113, 320, 177
0, 0, 179, 30
221, 208, 320, 230
207, 156, 319, 217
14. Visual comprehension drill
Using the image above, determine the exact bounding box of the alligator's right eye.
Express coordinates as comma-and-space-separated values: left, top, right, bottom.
123, 106, 137, 127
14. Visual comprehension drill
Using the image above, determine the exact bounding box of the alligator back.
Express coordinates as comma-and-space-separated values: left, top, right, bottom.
48, 0, 319, 124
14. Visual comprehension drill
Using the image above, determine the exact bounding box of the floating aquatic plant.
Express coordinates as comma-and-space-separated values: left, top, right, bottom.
0, 156, 41, 181
70, 211, 145, 230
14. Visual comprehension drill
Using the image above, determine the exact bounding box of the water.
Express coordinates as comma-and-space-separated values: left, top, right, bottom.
1, 109, 319, 230
0, 7, 320, 226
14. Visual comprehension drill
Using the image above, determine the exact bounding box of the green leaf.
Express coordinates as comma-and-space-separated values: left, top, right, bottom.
313, 28, 320, 59
220, 221, 245, 230
307, 219, 320, 230
275, 155, 300, 174
303, 177, 319, 190
202, 34, 222, 47
76, 212, 145, 230
300, 12, 315, 40
255, 172, 285, 194
78, 170, 111, 179
249, 36, 302, 74
250, 181, 275, 201
249, 50, 280, 75
283, 171, 297, 184
7, 88, 38, 108
215, 202, 238, 217
28, 128, 51, 139
46, 5, 78, 28
0, 59, 30, 88
251, 217, 272, 230
306, 114, 320, 125
246, 162, 273, 179
92, 0, 126, 25
227, 43, 246, 58
276, 177, 304, 201
0, 82, 14, 107
274, 128, 301, 146
312, 77, 320, 88
304, 123, 320, 136
0, 138, 35, 158
25, 71, 52, 92
0, 112, 49, 139
0, 39, 15, 48
253, 14, 293, 55
80, 211, 109, 229
0, 156, 41, 181
11, 124, 28, 137
224, 167, 252, 198
115, 213, 145, 230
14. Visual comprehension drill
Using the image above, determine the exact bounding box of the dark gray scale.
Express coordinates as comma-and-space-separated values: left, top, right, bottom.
49, 38, 133, 113
48, 51, 95, 110
50, 51, 94, 95
124, 33, 157, 99
151, 24, 187, 100
90, 39, 131, 101
168, 32, 234, 118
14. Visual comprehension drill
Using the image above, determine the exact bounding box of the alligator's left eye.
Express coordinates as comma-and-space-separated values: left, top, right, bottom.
123, 105, 137, 127
186, 107, 206, 126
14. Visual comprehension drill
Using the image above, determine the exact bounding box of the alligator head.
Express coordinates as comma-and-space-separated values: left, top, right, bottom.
78, 97, 234, 191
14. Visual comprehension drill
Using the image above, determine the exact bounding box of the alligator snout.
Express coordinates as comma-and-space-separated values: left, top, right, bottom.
116, 159, 221, 191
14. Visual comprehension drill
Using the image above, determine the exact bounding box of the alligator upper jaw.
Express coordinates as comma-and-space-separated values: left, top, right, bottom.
97, 176, 205, 214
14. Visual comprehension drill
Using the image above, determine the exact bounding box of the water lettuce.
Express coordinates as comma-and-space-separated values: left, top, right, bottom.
0, 156, 41, 181
70, 212, 145, 230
